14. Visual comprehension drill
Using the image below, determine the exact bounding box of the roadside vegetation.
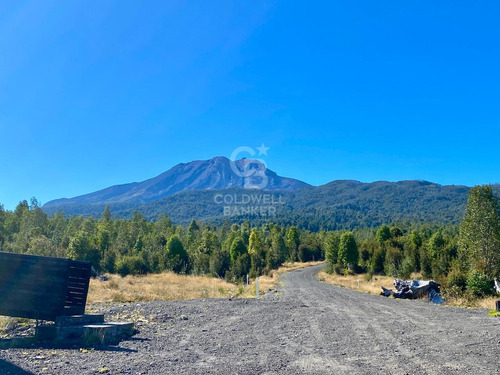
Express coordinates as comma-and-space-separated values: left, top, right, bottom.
322, 185, 500, 308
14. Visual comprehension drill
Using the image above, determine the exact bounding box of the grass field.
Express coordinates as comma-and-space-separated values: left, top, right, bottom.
87, 261, 325, 304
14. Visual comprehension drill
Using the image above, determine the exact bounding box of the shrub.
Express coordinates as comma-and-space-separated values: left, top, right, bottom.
363, 271, 373, 282
466, 270, 494, 297
446, 269, 467, 291
332, 263, 343, 275
115, 256, 148, 276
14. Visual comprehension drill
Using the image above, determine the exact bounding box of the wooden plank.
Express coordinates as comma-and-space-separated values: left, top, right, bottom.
0, 251, 70, 264
67, 270, 91, 280
0, 274, 68, 285
67, 278, 89, 285
66, 296, 86, 302
66, 285, 87, 291
1, 288, 67, 299
0, 267, 68, 280
0, 301, 64, 311
0, 263, 68, 273
0, 278, 68, 290
66, 293, 87, 301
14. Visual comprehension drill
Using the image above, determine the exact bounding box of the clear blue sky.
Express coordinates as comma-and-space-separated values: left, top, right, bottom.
1, 1, 499, 210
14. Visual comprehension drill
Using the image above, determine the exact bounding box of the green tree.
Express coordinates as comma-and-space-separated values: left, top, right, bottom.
338, 231, 358, 271
101, 205, 112, 223
229, 253, 251, 281
67, 231, 101, 269
458, 185, 500, 278
324, 232, 340, 268
268, 228, 287, 268
165, 234, 189, 273
229, 237, 247, 263
376, 225, 392, 245
248, 228, 265, 276
210, 249, 231, 278
187, 219, 200, 244
248, 228, 261, 256
285, 227, 300, 262
390, 226, 403, 238
384, 246, 403, 277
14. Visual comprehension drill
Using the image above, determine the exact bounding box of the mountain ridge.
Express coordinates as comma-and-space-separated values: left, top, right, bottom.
44, 156, 310, 208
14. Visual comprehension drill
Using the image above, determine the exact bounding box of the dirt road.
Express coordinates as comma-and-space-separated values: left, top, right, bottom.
1, 264, 499, 374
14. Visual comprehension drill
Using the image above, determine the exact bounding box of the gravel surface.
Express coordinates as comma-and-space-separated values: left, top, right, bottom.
1, 264, 500, 374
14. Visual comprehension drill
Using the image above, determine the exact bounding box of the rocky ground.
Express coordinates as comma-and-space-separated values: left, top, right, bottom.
1, 264, 500, 374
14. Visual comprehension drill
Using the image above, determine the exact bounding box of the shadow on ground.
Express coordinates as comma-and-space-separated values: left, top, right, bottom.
0, 359, 35, 375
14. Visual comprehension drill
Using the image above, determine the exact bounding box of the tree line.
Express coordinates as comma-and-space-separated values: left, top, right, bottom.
0, 185, 498, 297
324, 185, 500, 298
0, 199, 322, 282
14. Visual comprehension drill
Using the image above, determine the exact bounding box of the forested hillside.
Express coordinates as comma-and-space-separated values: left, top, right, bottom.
43, 180, 471, 230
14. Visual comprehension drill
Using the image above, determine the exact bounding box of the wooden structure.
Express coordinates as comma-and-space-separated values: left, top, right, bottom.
0, 252, 91, 321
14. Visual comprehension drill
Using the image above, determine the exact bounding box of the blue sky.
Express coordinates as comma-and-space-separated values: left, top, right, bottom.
1, 1, 499, 210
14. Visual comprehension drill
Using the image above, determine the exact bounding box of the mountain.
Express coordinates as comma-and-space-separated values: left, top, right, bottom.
111, 180, 469, 230
43, 156, 309, 208
43, 159, 473, 229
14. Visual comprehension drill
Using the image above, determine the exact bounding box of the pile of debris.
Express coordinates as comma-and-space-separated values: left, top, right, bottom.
381, 279, 445, 304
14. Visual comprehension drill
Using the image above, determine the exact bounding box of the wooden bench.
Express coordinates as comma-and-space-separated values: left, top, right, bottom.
0, 251, 91, 322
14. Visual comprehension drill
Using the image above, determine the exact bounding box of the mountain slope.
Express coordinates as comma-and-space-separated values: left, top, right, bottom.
43, 180, 471, 230
43, 156, 309, 208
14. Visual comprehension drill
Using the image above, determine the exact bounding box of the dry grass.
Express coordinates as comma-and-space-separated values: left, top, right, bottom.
88, 261, 324, 303
0, 316, 9, 332
478, 297, 499, 309
318, 270, 395, 295
318, 269, 499, 309
88, 273, 242, 303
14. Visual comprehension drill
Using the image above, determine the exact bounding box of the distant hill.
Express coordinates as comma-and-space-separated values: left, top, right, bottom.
43, 156, 309, 208
43, 157, 474, 230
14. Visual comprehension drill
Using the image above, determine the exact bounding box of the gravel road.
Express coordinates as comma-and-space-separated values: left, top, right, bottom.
1, 264, 499, 374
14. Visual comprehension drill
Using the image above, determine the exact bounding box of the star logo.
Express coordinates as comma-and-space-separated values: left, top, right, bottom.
256, 143, 270, 156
